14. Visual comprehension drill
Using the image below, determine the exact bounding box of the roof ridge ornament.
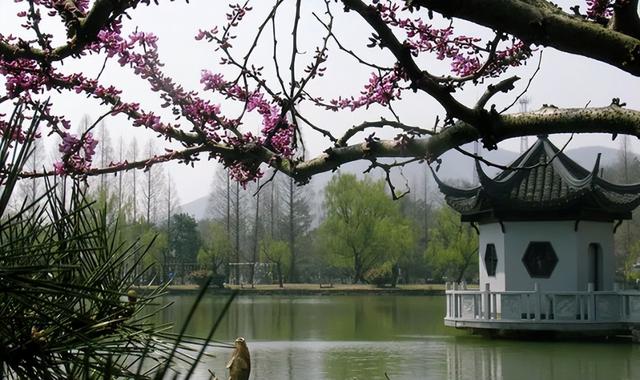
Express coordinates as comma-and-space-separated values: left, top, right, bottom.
591, 153, 602, 179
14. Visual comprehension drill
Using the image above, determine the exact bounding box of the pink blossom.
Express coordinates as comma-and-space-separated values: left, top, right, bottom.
53, 161, 65, 175
586, 0, 613, 21
200, 70, 226, 91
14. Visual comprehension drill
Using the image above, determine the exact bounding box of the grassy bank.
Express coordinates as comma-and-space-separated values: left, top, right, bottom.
137, 283, 447, 296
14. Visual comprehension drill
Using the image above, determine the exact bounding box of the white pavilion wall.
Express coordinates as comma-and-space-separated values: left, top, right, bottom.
478, 223, 506, 291
478, 220, 616, 292
503, 221, 578, 291
575, 221, 615, 291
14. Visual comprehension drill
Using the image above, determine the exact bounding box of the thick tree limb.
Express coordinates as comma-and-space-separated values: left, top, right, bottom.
290, 105, 640, 180
0, 0, 135, 62
14, 106, 640, 184
408, 0, 640, 76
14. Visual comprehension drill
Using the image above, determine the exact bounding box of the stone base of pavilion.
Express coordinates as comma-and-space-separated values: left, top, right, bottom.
445, 282, 640, 340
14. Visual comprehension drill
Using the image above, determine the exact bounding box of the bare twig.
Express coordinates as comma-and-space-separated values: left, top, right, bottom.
313, 12, 393, 71
475, 76, 520, 110
453, 132, 575, 172
337, 119, 434, 147
253, 169, 278, 196
500, 51, 543, 114
364, 157, 422, 200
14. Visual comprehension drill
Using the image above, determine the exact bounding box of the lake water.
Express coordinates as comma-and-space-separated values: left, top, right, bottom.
153, 294, 640, 379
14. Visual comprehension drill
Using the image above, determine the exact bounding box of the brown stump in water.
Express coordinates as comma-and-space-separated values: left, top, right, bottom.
227, 337, 251, 380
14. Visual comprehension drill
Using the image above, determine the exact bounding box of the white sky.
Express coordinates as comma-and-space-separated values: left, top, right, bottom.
1, 0, 639, 203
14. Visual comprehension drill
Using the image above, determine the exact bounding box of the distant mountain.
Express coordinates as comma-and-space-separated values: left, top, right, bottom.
181, 194, 209, 221
180, 143, 623, 221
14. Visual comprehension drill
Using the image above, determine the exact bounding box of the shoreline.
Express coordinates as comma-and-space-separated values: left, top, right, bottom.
135, 283, 447, 296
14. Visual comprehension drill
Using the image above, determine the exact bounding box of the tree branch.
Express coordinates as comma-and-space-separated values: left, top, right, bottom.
341, 0, 477, 122
0, 0, 136, 62
291, 105, 640, 180
336, 119, 434, 147
475, 76, 520, 110
408, 0, 640, 76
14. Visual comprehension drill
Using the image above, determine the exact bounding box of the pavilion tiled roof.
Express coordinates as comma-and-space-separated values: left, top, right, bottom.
434, 136, 640, 222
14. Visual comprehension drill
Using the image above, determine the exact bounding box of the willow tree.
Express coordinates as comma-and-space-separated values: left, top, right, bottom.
0, 1, 639, 195
426, 205, 479, 283
319, 174, 416, 283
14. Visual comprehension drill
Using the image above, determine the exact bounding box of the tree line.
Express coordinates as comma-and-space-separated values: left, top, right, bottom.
19, 120, 640, 286
16, 121, 479, 286
167, 170, 480, 286
17, 119, 479, 286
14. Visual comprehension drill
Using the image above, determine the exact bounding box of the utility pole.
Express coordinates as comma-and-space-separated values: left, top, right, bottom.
519, 97, 531, 153
472, 141, 480, 185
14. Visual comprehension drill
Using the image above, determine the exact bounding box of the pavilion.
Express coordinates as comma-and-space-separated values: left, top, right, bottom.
435, 136, 640, 336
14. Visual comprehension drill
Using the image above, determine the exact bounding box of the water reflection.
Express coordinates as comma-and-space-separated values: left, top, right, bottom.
158, 295, 452, 342
153, 295, 640, 380
446, 339, 640, 380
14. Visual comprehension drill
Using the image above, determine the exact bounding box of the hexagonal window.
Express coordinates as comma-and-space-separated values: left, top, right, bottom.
484, 244, 498, 277
522, 242, 558, 278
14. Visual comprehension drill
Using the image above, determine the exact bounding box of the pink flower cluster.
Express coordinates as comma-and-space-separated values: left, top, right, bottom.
452, 40, 532, 78
227, 161, 264, 186
327, 69, 403, 111
1, 58, 48, 96
247, 92, 294, 158
200, 70, 227, 91
195, 28, 219, 43
199, 67, 295, 161
374, 0, 531, 78
54, 132, 98, 175
585, 0, 613, 21
377, 3, 478, 64
0, 120, 28, 144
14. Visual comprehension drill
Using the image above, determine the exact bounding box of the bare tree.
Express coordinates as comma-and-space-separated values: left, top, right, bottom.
140, 140, 166, 225
281, 176, 312, 283
207, 168, 246, 283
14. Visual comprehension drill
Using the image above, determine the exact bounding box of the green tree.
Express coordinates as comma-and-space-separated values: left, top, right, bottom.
140, 226, 169, 282
259, 238, 290, 288
426, 205, 479, 283
602, 138, 640, 277
170, 213, 201, 265
622, 240, 640, 284
397, 189, 433, 283
319, 174, 416, 283
198, 220, 233, 275
118, 220, 168, 283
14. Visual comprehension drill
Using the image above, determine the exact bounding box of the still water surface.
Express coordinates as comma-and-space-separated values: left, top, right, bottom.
154, 295, 640, 380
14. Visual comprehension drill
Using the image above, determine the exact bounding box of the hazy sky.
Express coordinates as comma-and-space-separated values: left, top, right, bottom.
1, 0, 639, 204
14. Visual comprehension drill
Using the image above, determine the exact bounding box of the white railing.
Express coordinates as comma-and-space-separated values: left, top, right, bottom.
445, 282, 640, 324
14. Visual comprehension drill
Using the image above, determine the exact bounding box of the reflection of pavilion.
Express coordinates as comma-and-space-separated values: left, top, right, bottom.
445, 340, 640, 380
434, 136, 640, 335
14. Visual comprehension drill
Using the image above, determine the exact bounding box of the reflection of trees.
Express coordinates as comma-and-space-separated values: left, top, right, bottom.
153, 295, 448, 341
150, 295, 640, 379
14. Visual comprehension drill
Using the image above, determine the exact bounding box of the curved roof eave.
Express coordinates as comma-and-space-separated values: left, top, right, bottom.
429, 164, 480, 198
